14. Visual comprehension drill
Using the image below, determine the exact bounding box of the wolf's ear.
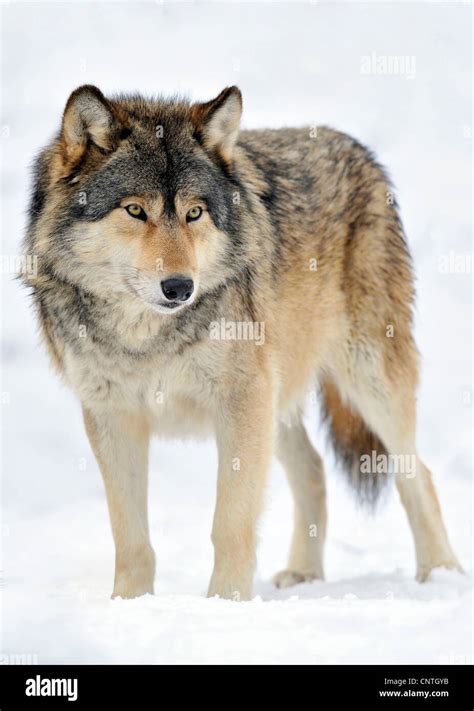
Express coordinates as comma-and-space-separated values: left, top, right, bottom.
60, 85, 125, 169
192, 86, 242, 163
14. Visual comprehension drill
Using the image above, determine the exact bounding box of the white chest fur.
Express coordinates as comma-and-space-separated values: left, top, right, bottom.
62, 337, 222, 439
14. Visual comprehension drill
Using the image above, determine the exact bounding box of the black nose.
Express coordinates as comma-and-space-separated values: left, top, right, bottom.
161, 277, 194, 302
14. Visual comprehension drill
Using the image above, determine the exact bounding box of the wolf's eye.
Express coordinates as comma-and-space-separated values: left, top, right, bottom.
125, 204, 147, 221
186, 206, 203, 222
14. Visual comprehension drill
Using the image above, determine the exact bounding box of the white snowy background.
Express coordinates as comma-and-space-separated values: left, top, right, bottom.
1, 1, 472, 665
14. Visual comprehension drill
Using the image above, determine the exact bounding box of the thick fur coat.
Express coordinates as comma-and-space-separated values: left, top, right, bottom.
21, 86, 461, 599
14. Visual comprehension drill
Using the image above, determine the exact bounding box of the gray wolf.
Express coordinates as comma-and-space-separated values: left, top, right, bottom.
21, 85, 461, 599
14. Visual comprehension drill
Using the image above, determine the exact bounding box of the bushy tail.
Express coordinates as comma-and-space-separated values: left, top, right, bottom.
320, 380, 389, 506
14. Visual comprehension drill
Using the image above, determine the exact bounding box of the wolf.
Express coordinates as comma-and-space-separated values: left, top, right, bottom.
21, 85, 461, 600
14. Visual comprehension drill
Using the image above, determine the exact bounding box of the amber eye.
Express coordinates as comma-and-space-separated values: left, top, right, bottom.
125, 204, 147, 221
186, 206, 203, 222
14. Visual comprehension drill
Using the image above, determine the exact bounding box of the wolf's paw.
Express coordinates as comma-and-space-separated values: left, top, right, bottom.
273, 569, 323, 589
416, 558, 464, 583
112, 579, 154, 600
111, 545, 155, 599
207, 569, 253, 601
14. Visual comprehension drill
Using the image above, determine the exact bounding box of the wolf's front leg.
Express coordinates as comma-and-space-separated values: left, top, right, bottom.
83, 407, 155, 599
208, 376, 274, 601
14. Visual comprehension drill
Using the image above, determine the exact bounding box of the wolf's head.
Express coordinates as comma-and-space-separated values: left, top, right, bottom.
26, 85, 245, 315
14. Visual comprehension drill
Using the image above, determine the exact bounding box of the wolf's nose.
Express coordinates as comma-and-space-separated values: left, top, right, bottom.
161, 276, 194, 302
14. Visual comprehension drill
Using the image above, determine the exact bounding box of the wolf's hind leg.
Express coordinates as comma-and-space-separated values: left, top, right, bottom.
324, 344, 462, 582
273, 417, 326, 588
395, 457, 462, 581
378, 425, 461, 581
367, 393, 460, 581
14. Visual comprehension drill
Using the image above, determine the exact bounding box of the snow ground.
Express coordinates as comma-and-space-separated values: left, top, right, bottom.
1, 1, 472, 665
